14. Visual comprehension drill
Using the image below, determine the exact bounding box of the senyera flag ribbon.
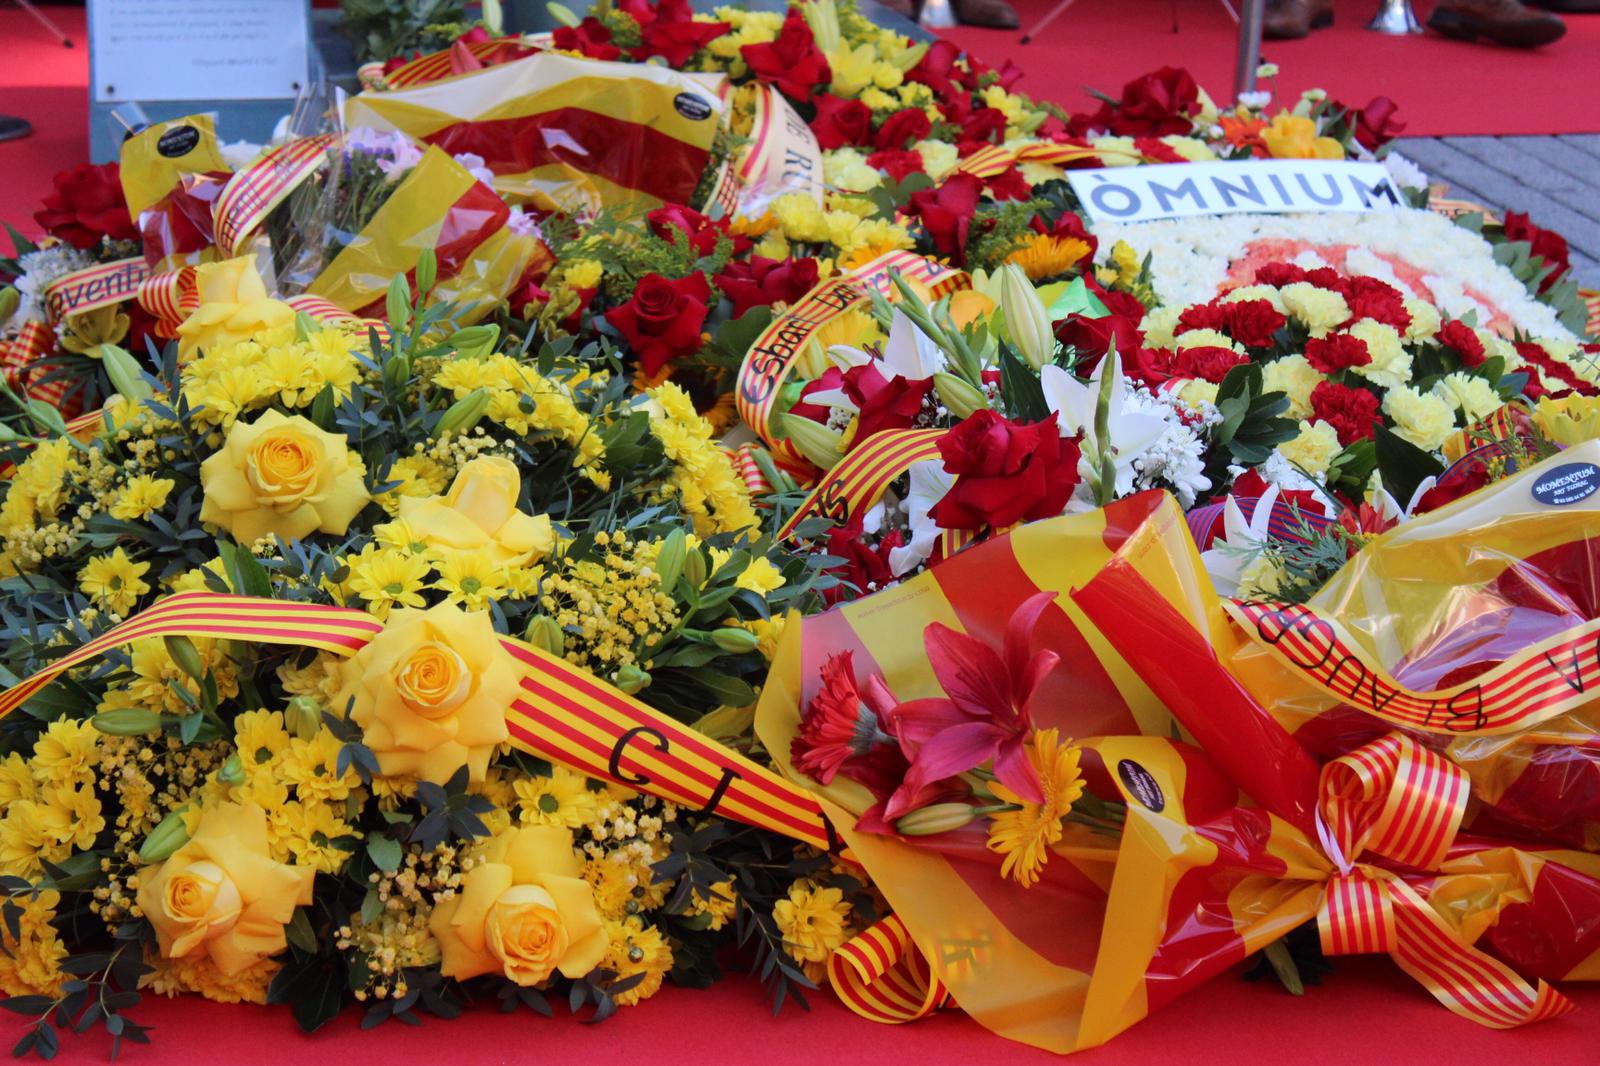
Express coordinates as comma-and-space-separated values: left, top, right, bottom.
0, 591, 832, 851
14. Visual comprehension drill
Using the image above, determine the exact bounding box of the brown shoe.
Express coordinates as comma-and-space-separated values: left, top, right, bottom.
1263, 0, 1333, 38
952, 0, 1020, 28
1428, 0, 1565, 46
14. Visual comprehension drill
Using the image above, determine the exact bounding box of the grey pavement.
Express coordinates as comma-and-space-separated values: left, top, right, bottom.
1400, 136, 1600, 287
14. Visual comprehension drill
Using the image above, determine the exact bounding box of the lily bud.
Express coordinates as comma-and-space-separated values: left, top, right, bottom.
933, 372, 987, 419
998, 264, 1053, 370
218, 754, 245, 786
0, 286, 18, 327
683, 547, 708, 589
614, 664, 650, 695
710, 627, 760, 653
447, 324, 500, 361
99, 345, 153, 404
435, 387, 490, 436
415, 248, 438, 297
91, 707, 163, 736
285, 695, 323, 740
382, 349, 413, 392
546, 1, 581, 26
779, 413, 844, 471
524, 614, 565, 658
653, 529, 687, 592
894, 803, 980, 836
139, 808, 191, 863
164, 635, 206, 682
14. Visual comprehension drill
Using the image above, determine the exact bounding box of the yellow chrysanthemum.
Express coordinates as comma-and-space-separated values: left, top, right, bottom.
109, 474, 175, 520
511, 766, 601, 830
772, 880, 851, 964
692, 879, 737, 932
602, 916, 674, 1006
1006, 233, 1091, 281
431, 550, 512, 610
78, 548, 152, 616
985, 728, 1085, 887
234, 709, 291, 769
345, 545, 431, 619
0, 890, 68, 997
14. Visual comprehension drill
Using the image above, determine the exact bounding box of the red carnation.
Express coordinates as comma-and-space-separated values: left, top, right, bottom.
1109, 66, 1202, 137
1178, 345, 1250, 384
605, 272, 711, 377
551, 18, 621, 60
647, 204, 726, 257
875, 108, 933, 151
1126, 346, 1183, 389
1132, 137, 1187, 163
34, 163, 137, 251
1177, 301, 1232, 335
1342, 276, 1411, 332
1310, 380, 1380, 446
810, 95, 873, 150
842, 363, 932, 442
960, 107, 1008, 145
715, 255, 819, 317
1227, 299, 1288, 348
1516, 341, 1597, 397
1255, 262, 1309, 287
866, 148, 927, 182
984, 166, 1032, 202
1437, 320, 1486, 368
929, 412, 1081, 531
906, 173, 983, 258
1303, 332, 1372, 374
740, 10, 831, 101
1502, 212, 1572, 293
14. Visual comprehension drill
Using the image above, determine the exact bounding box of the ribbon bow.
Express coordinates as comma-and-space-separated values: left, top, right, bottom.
1312, 732, 1572, 1028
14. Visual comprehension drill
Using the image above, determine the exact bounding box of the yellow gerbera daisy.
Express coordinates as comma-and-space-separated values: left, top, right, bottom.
985, 728, 1085, 887
1006, 233, 1092, 282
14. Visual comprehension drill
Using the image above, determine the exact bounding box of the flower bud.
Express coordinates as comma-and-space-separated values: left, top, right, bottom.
933, 372, 987, 419
91, 707, 163, 736
524, 614, 565, 658
653, 529, 687, 592
139, 808, 191, 864
435, 387, 490, 436
415, 248, 438, 297
0, 286, 18, 327
710, 627, 760, 653
163, 635, 206, 682
779, 413, 844, 471
447, 324, 500, 361
894, 803, 980, 836
546, 2, 582, 27
999, 264, 1053, 370
99, 345, 153, 404
683, 547, 708, 589
285, 695, 324, 740
614, 664, 651, 695
218, 754, 245, 786
382, 349, 413, 392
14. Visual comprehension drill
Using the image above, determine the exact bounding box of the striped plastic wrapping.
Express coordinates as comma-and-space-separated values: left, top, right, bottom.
1219, 439, 1600, 851
0, 592, 831, 851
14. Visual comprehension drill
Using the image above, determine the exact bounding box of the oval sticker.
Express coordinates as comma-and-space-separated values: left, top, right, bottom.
1117, 759, 1165, 813
156, 124, 201, 158
673, 92, 713, 121
1531, 462, 1599, 507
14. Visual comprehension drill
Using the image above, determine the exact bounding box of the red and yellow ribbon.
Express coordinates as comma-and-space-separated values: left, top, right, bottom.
828, 914, 951, 1023
774, 428, 945, 540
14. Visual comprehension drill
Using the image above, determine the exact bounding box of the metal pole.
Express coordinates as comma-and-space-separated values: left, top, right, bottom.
1233, 0, 1265, 100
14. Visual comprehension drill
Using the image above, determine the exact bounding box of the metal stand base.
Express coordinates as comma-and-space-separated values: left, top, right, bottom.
1367, 0, 1423, 33
920, 0, 959, 29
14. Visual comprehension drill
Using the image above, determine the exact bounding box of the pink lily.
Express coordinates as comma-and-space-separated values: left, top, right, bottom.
883, 591, 1059, 819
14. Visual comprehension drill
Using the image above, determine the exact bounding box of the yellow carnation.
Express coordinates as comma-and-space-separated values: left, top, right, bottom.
1347, 320, 1412, 391
1262, 354, 1321, 419
1277, 420, 1343, 477
1383, 385, 1456, 452
1279, 282, 1350, 335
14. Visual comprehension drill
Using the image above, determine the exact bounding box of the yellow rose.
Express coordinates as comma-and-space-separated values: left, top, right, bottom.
338, 602, 516, 784
200, 410, 370, 544
175, 254, 297, 359
1261, 114, 1343, 160
430, 825, 607, 986
397, 457, 553, 567
136, 803, 314, 975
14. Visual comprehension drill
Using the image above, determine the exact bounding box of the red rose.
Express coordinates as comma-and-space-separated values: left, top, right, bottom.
1110, 66, 1201, 137
34, 163, 137, 251
842, 364, 932, 442
822, 524, 905, 607
929, 412, 1082, 531
605, 272, 711, 377
1437, 320, 1486, 368
960, 107, 1008, 145
1502, 212, 1572, 293
810, 95, 873, 150
633, 17, 730, 66
1226, 299, 1288, 348
740, 10, 831, 101
647, 204, 726, 257
875, 108, 933, 151
551, 18, 622, 60
1055, 311, 1143, 370
1310, 380, 1380, 446
906, 172, 983, 258
1303, 332, 1372, 374
715, 255, 819, 317
1350, 96, 1405, 152
1033, 210, 1100, 261
866, 148, 926, 183
1132, 137, 1187, 163
1414, 456, 1492, 514
1178, 345, 1250, 384
906, 39, 962, 99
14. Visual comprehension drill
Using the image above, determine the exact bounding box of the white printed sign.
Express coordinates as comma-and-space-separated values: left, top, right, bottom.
90, 0, 310, 103
1069, 161, 1401, 225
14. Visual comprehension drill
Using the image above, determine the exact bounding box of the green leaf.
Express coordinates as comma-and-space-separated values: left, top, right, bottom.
286, 907, 318, 955
677, 667, 757, 707
1045, 276, 1110, 322
217, 539, 273, 597
1374, 424, 1445, 508
367, 835, 402, 873
998, 342, 1049, 423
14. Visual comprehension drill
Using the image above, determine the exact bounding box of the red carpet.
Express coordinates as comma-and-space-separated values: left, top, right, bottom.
0, 4, 86, 239
3, 958, 1596, 1064
942, 0, 1600, 136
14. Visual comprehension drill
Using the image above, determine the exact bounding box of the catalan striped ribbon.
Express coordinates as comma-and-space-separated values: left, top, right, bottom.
0, 320, 69, 410
775, 428, 946, 541
1185, 493, 1332, 551
722, 443, 775, 497
828, 914, 950, 1023
1582, 288, 1600, 337
40, 257, 150, 324
1313, 732, 1573, 1028
136, 266, 200, 337
381, 36, 528, 88
213, 135, 336, 258
1440, 401, 1527, 465
1226, 598, 1600, 735
951, 140, 1150, 180
0, 592, 832, 851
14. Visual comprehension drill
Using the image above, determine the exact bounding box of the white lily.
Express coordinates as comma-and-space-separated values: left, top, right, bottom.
1200, 484, 1280, 596
888, 460, 955, 577
1039, 352, 1167, 497
829, 308, 946, 383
